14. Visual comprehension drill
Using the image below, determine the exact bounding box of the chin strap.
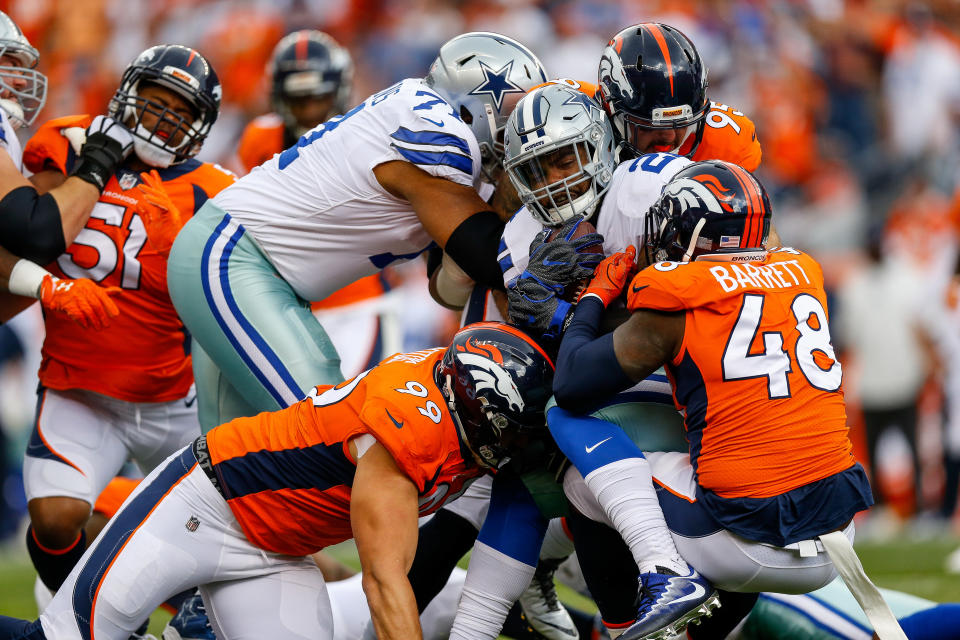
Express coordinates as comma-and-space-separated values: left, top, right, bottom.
818, 531, 907, 640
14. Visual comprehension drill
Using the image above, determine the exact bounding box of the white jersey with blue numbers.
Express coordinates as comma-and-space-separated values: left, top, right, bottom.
0, 107, 23, 170
213, 78, 482, 302
498, 152, 692, 288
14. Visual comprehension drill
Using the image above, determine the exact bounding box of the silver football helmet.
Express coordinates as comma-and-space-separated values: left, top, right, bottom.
504, 84, 616, 226
0, 11, 46, 128
425, 32, 547, 181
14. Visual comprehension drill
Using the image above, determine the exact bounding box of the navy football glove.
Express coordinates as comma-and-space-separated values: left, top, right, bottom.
525, 218, 604, 293
508, 272, 574, 340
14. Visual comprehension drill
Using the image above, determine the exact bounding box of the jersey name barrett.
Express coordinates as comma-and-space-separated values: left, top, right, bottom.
213, 78, 483, 302
24, 115, 236, 402
627, 248, 853, 499
206, 349, 484, 556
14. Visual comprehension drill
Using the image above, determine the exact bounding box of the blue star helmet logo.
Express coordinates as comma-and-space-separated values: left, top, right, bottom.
469, 60, 525, 111
561, 90, 604, 120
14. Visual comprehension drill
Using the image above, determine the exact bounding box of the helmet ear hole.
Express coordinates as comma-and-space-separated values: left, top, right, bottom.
459, 105, 473, 125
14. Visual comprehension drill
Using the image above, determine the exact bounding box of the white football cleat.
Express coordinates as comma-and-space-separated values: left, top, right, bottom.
518, 558, 580, 639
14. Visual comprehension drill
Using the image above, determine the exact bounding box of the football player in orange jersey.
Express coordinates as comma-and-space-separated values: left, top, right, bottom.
237, 29, 352, 173
545, 161, 874, 640
597, 23, 761, 172
0, 323, 555, 640
0, 10, 131, 330
19, 45, 236, 612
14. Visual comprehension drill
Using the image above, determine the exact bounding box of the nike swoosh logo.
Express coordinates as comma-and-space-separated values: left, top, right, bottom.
422, 117, 445, 127
385, 409, 404, 429
534, 618, 578, 637
542, 259, 567, 267
585, 437, 612, 453
631, 284, 648, 294
668, 581, 707, 607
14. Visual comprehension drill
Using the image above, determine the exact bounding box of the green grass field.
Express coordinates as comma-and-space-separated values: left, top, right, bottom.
1, 535, 958, 637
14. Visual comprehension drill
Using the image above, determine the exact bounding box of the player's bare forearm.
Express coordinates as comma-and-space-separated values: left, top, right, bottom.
351, 442, 423, 639
0, 244, 18, 290
0, 289, 36, 323
373, 160, 490, 247
0, 247, 37, 322
50, 177, 100, 246
612, 309, 685, 381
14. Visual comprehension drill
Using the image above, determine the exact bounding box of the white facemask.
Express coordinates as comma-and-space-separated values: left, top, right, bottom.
132, 123, 184, 168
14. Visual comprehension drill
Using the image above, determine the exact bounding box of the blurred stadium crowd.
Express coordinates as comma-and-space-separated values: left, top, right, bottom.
0, 0, 959, 540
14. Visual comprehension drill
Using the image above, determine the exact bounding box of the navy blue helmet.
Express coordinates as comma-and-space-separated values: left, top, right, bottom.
598, 23, 709, 158
110, 45, 221, 166
438, 322, 555, 469
269, 30, 352, 133
645, 160, 771, 264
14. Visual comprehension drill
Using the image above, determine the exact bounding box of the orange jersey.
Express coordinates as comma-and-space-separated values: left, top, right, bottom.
627, 248, 854, 499
540, 80, 761, 171
26, 115, 237, 402
205, 348, 484, 556
692, 102, 761, 172
92, 476, 140, 518
236, 113, 286, 173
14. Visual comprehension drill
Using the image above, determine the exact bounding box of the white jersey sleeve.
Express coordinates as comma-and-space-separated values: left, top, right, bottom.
0, 108, 24, 171
498, 207, 543, 287
596, 152, 691, 255
212, 78, 482, 302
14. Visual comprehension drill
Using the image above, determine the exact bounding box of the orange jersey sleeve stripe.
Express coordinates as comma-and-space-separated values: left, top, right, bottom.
205, 350, 483, 556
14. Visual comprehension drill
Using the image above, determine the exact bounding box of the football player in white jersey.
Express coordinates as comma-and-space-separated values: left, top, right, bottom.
167, 31, 548, 431
0, 11, 134, 329
402, 85, 702, 640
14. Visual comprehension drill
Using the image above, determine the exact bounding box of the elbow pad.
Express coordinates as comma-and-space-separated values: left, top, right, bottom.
0, 186, 66, 264
445, 211, 506, 290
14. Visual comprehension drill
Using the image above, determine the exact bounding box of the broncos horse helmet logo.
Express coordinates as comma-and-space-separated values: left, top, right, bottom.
454, 351, 525, 415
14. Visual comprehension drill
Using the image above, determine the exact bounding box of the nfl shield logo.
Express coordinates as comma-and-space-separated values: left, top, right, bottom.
185, 516, 200, 532
118, 172, 139, 191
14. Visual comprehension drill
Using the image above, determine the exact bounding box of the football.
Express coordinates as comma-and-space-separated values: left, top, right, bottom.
546, 218, 603, 301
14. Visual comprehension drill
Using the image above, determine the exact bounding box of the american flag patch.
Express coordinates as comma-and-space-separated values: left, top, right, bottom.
720, 235, 740, 248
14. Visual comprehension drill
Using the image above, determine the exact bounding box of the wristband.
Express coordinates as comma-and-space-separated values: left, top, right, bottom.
435, 253, 475, 307
8, 259, 51, 299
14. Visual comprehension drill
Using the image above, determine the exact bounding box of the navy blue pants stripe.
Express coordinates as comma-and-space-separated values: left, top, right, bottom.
71, 447, 196, 640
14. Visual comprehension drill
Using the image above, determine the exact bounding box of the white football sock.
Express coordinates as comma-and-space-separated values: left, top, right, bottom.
584, 457, 688, 575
